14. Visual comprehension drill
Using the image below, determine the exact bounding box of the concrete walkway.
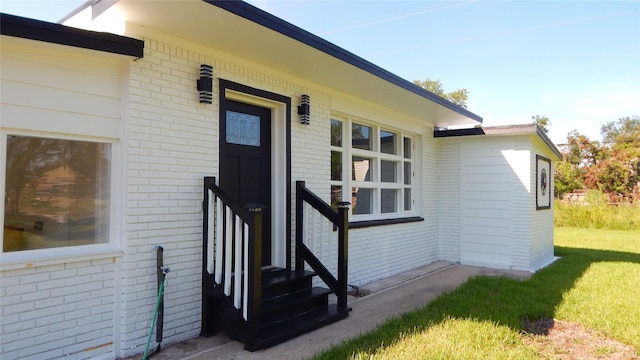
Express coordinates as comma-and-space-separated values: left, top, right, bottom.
134, 262, 531, 360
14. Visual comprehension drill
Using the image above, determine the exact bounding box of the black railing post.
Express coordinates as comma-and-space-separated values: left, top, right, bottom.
295, 181, 305, 273
245, 204, 264, 339
336, 201, 350, 309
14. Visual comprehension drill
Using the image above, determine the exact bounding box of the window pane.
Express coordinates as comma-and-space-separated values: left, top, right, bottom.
380, 130, 397, 154
351, 187, 372, 215
404, 137, 412, 159
331, 151, 342, 181
381, 189, 397, 213
381, 160, 397, 183
331, 119, 342, 147
331, 186, 342, 208
404, 162, 411, 185
352, 123, 372, 150
404, 189, 412, 211
226, 111, 260, 146
352, 156, 372, 182
4, 135, 111, 252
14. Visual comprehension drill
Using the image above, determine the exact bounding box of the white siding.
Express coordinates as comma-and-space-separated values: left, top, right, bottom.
1, 39, 123, 360
459, 140, 513, 269
0, 39, 123, 138
529, 138, 557, 270
438, 142, 460, 262
437, 133, 557, 272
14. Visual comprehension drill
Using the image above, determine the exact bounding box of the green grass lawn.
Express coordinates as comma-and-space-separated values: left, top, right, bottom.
313, 226, 640, 359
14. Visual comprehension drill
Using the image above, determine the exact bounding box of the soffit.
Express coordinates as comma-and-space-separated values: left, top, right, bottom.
112, 0, 481, 127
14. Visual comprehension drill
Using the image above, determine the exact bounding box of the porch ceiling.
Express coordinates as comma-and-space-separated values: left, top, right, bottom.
110, 0, 482, 128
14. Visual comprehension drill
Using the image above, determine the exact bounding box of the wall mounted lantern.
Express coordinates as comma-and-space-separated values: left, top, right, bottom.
298, 94, 310, 125
197, 64, 213, 104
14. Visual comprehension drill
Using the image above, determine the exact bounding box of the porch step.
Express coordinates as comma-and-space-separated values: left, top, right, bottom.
205, 267, 351, 351
261, 286, 331, 324
245, 303, 350, 351
261, 269, 315, 297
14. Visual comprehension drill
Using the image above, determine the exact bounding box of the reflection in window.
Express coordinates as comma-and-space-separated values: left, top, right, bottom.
352, 187, 372, 215
331, 151, 342, 181
404, 137, 412, 159
352, 123, 371, 150
331, 119, 415, 219
380, 130, 397, 154
331, 119, 342, 147
381, 160, 397, 183
352, 156, 372, 181
3, 135, 111, 252
404, 162, 411, 185
331, 185, 342, 209
404, 189, 412, 211
381, 189, 398, 213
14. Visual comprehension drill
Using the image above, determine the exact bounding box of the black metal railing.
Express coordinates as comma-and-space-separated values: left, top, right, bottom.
295, 181, 350, 309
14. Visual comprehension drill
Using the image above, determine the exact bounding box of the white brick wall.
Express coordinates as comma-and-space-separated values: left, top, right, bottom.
120, 39, 214, 356
119, 34, 338, 355
0, 259, 116, 360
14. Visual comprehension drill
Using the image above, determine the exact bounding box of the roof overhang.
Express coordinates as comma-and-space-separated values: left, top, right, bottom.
0, 12, 143, 58
434, 123, 562, 160
64, 0, 482, 128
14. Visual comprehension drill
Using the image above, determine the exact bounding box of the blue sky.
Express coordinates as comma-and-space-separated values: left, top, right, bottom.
2, 0, 639, 144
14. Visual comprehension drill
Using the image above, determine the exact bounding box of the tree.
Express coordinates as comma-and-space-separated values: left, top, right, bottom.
555, 116, 640, 199
600, 115, 640, 150
554, 160, 584, 196
532, 115, 551, 134
593, 115, 640, 197
563, 130, 606, 168
554, 130, 606, 197
413, 78, 469, 108
584, 151, 638, 195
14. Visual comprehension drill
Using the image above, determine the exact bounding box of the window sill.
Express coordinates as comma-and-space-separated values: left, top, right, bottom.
349, 216, 424, 229
0, 244, 123, 271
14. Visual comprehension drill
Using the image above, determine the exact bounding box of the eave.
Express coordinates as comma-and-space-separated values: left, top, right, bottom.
67, 0, 482, 128
434, 123, 563, 160
0, 12, 144, 58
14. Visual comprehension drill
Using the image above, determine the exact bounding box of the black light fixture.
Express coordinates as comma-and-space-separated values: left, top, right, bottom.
197, 64, 213, 104
298, 94, 310, 125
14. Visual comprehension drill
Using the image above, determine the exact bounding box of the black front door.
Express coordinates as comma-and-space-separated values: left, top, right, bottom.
220, 99, 272, 265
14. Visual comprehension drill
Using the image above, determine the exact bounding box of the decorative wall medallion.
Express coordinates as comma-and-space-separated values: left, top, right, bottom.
536, 155, 551, 210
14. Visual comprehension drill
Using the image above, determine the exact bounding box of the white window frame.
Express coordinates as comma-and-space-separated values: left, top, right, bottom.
330, 115, 418, 221
0, 130, 122, 270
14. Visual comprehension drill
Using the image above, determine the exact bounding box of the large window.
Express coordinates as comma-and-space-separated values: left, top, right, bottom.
330, 117, 415, 219
3, 135, 111, 252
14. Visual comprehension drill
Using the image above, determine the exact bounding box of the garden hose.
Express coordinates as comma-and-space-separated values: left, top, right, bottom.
142, 266, 170, 360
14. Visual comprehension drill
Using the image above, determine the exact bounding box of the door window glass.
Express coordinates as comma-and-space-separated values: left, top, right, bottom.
226, 111, 261, 146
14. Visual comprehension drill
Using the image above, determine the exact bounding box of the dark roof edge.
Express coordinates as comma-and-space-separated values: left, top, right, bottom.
535, 125, 563, 159
434, 123, 562, 159
0, 13, 144, 58
206, 1, 482, 123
